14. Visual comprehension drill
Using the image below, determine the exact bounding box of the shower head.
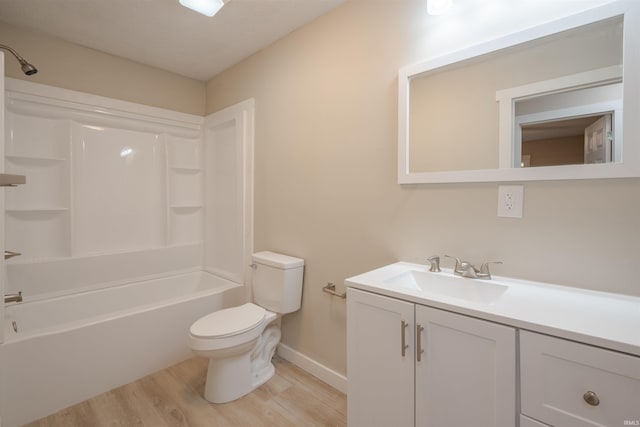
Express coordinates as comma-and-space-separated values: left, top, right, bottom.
0, 44, 38, 76
20, 60, 38, 75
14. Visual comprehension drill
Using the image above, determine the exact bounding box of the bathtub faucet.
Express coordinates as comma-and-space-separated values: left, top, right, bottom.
4, 292, 22, 303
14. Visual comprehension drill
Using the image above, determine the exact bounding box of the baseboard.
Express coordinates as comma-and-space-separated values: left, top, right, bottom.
276, 343, 347, 394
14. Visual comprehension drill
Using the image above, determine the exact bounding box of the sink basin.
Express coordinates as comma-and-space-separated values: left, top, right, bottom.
383, 270, 508, 304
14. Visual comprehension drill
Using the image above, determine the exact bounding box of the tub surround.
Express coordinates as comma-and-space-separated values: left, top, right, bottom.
1, 78, 255, 427
3, 78, 254, 305
3, 78, 204, 305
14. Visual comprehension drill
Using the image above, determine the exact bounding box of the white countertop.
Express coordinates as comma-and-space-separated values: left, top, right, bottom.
345, 262, 640, 357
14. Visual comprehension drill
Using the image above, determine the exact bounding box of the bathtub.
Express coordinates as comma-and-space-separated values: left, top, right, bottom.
0, 270, 245, 427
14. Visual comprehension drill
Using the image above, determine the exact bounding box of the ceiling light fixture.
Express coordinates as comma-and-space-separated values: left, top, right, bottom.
427, 0, 453, 15
179, 0, 225, 17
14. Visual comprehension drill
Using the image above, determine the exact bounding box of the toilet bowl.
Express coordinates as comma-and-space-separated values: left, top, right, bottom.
189, 303, 280, 403
189, 251, 304, 403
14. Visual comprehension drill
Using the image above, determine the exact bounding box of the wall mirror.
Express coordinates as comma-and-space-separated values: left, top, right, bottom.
398, 1, 640, 183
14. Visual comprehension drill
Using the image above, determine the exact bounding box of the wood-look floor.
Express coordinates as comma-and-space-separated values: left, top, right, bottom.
26, 356, 347, 427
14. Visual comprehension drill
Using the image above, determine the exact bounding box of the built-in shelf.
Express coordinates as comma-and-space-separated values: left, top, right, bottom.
168, 240, 201, 247
167, 143, 202, 246
0, 173, 26, 187
6, 208, 69, 213
4, 255, 72, 265
169, 205, 202, 210
170, 166, 201, 173
6, 155, 67, 163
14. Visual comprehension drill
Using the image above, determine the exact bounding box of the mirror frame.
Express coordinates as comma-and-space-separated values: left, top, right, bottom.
398, 1, 640, 184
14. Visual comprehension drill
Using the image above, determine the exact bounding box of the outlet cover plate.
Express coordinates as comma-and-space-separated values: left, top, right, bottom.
497, 185, 524, 218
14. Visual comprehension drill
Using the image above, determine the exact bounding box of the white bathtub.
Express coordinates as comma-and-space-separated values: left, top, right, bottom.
0, 270, 245, 427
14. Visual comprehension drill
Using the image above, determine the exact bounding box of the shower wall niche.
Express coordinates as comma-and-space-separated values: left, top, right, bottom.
167, 135, 203, 246
4, 112, 71, 259
3, 79, 204, 298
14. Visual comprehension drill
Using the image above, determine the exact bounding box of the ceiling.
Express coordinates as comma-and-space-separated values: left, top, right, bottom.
0, 0, 346, 81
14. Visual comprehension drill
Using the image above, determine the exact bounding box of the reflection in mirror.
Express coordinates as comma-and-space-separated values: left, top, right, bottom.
407, 15, 622, 174
398, 1, 640, 183
514, 80, 622, 168
520, 114, 612, 167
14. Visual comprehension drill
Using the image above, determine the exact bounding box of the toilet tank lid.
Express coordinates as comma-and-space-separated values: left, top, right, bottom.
252, 251, 304, 269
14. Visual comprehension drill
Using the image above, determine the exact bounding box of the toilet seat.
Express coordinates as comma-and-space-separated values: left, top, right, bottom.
190, 303, 266, 339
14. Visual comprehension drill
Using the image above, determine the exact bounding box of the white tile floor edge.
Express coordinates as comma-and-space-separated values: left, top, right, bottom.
276, 343, 348, 394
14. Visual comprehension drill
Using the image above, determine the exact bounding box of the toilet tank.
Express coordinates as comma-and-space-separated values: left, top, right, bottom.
252, 251, 304, 314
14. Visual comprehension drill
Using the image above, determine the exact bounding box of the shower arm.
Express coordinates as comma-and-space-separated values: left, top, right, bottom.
0, 44, 38, 75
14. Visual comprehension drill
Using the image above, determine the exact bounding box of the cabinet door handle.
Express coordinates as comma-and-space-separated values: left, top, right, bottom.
416, 324, 425, 362
583, 390, 600, 406
401, 320, 409, 357
4, 250, 21, 260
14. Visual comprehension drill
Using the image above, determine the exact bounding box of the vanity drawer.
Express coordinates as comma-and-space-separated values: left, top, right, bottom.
520, 330, 640, 427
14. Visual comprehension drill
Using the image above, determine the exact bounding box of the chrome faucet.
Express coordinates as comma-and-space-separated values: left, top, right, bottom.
445, 255, 502, 280
445, 255, 470, 276
4, 292, 23, 303
427, 255, 441, 272
477, 262, 502, 280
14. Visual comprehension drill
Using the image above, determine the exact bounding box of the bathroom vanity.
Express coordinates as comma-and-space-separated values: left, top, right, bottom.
345, 262, 640, 427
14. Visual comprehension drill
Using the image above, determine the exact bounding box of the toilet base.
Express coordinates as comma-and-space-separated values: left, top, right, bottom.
252, 360, 276, 390
204, 352, 252, 403
202, 322, 281, 403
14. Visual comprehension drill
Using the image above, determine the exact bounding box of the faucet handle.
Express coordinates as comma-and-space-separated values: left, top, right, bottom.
444, 255, 463, 273
478, 261, 502, 279
444, 254, 459, 263
427, 255, 441, 272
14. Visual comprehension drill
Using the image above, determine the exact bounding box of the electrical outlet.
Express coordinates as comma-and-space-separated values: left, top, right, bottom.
497, 185, 524, 218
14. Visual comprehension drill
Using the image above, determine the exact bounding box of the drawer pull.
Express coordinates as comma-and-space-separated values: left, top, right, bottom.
583, 390, 600, 406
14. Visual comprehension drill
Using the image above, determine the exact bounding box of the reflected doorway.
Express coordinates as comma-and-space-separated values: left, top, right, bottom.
520, 113, 613, 167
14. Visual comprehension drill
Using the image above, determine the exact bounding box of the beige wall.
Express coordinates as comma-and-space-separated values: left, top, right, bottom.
0, 22, 205, 115
2, 0, 637, 381
206, 0, 640, 376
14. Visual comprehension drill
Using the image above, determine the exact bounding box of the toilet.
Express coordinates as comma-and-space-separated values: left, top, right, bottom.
189, 251, 304, 403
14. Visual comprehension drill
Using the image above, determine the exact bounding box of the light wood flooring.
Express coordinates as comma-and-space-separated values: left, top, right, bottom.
26, 356, 347, 427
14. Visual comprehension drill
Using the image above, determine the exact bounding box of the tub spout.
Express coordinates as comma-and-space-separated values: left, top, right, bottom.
5, 292, 23, 303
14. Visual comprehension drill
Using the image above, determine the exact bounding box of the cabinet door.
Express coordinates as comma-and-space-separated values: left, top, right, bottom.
415, 305, 516, 427
347, 288, 415, 427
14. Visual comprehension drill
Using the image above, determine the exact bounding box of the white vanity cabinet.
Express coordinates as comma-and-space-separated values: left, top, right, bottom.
347, 262, 640, 427
347, 288, 415, 427
347, 288, 516, 427
520, 330, 640, 427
